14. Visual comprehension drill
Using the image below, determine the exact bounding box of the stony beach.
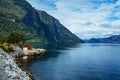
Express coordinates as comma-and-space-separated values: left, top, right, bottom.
0, 48, 32, 80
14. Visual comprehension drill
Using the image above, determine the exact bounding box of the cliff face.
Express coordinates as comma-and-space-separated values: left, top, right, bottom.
38, 10, 83, 43
0, 0, 83, 43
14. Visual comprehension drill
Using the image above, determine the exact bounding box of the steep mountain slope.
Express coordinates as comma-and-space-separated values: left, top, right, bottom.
0, 0, 82, 43
0, 0, 40, 40
38, 10, 82, 43
88, 35, 120, 43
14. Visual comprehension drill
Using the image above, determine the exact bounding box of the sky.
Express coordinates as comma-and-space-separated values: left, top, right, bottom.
26, 0, 120, 39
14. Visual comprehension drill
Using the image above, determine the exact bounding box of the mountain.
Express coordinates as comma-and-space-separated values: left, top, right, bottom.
88, 35, 120, 43
38, 10, 83, 43
0, 0, 82, 43
87, 38, 100, 43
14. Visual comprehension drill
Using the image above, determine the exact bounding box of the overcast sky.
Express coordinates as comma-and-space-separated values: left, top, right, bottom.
26, 0, 120, 39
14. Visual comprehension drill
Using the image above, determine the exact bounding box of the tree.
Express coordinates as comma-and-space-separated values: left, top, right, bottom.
0, 36, 7, 43
7, 31, 25, 44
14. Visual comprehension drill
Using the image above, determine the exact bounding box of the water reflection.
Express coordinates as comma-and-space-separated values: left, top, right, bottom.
29, 42, 80, 51
27, 43, 120, 80
27, 42, 80, 65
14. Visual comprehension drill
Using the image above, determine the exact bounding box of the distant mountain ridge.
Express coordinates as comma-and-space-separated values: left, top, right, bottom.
88, 35, 120, 43
0, 0, 83, 43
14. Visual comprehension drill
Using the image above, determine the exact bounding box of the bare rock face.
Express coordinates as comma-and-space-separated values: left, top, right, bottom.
0, 48, 32, 80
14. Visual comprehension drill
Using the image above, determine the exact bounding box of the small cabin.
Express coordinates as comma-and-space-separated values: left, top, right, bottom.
22, 44, 32, 54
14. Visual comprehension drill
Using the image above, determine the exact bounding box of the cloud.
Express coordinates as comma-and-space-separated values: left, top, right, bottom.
26, 0, 120, 39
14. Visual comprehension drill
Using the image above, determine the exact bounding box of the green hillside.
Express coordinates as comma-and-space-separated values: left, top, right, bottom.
0, 0, 83, 43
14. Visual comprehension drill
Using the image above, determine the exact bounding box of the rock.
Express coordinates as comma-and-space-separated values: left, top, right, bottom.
37, 49, 47, 53
0, 47, 32, 80
23, 56, 28, 60
7, 71, 20, 79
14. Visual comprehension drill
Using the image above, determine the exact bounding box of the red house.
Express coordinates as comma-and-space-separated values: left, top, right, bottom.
22, 44, 32, 54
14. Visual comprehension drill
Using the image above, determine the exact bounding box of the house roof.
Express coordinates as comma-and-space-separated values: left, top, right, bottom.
22, 44, 32, 50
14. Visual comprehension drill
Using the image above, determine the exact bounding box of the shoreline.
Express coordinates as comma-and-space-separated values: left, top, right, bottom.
0, 43, 46, 80
15, 55, 35, 80
0, 48, 34, 80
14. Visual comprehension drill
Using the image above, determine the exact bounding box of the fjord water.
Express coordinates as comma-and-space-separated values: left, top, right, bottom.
27, 43, 120, 80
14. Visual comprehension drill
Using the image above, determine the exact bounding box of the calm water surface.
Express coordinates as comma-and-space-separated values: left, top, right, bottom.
27, 43, 120, 80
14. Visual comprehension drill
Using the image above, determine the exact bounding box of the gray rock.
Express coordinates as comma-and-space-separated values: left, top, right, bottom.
0, 48, 32, 80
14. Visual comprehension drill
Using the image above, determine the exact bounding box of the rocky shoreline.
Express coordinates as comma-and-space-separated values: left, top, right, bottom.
0, 48, 33, 80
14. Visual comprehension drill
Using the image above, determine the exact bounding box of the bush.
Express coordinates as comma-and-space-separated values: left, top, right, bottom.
0, 43, 14, 53
0, 31, 25, 44
0, 36, 7, 43
7, 31, 25, 44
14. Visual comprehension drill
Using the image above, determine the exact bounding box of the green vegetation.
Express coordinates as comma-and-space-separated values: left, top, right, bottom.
0, 43, 14, 53
0, 0, 42, 42
7, 32, 25, 44
0, 32, 25, 44
0, 16, 25, 35
0, 32, 26, 52
0, 0, 26, 18
0, 0, 82, 44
